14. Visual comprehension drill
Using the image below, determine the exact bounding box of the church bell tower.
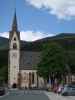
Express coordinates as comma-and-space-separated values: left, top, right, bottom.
8, 12, 20, 88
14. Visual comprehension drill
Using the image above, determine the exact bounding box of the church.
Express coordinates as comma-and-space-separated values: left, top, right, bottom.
8, 12, 44, 88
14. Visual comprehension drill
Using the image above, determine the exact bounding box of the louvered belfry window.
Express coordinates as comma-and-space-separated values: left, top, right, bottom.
13, 43, 17, 49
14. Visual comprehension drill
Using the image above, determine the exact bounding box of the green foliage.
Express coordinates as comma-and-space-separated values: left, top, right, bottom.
0, 66, 8, 82
66, 51, 75, 73
37, 42, 66, 79
0, 50, 8, 67
0, 50, 8, 82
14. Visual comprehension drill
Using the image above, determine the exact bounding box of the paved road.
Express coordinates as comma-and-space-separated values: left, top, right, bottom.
45, 92, 75, 100
0, 90, 49, 100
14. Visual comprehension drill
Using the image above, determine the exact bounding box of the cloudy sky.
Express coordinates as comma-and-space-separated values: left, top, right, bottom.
0, 0, 75, 41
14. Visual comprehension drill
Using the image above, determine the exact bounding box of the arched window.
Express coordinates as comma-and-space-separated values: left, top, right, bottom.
32, 72, 34, 84
13, 43, 17, 49
14, 37, 16, 41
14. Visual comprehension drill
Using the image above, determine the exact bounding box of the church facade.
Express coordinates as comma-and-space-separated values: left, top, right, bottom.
8, 12, 44, 88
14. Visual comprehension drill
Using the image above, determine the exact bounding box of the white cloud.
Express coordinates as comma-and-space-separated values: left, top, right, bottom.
26, 0, 75, 20
20, 31, 53, 41
0, 32, 9, 38
0, 31, 53, 41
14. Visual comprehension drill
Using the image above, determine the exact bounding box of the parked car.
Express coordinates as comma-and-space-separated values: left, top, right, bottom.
61, 84, 75, 96
0, 87, 5, 96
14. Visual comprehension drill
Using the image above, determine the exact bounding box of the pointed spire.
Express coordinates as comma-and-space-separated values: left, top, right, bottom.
12, 11, 18, 31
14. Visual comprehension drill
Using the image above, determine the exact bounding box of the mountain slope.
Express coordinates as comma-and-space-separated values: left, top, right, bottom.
0, 33, 75, 81
1, 33, 75, 50
0, 37, 8, 50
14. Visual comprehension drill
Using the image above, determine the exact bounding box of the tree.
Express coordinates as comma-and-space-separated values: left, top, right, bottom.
66, 51, 75, 74
65, 51, 75, 83
0, 50, 8, 83
0, 66, 8, 84
37, 42, 66, 84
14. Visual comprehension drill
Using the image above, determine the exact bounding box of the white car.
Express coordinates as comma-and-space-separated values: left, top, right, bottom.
61, 84, 75, 96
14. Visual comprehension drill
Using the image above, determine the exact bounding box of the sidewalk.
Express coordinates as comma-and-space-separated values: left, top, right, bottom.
44, 91, 75, 100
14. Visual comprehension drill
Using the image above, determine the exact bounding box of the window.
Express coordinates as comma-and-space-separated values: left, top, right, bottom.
32, 72, 34, 84
13, 43, 17, 49
14, 37, 16, 41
